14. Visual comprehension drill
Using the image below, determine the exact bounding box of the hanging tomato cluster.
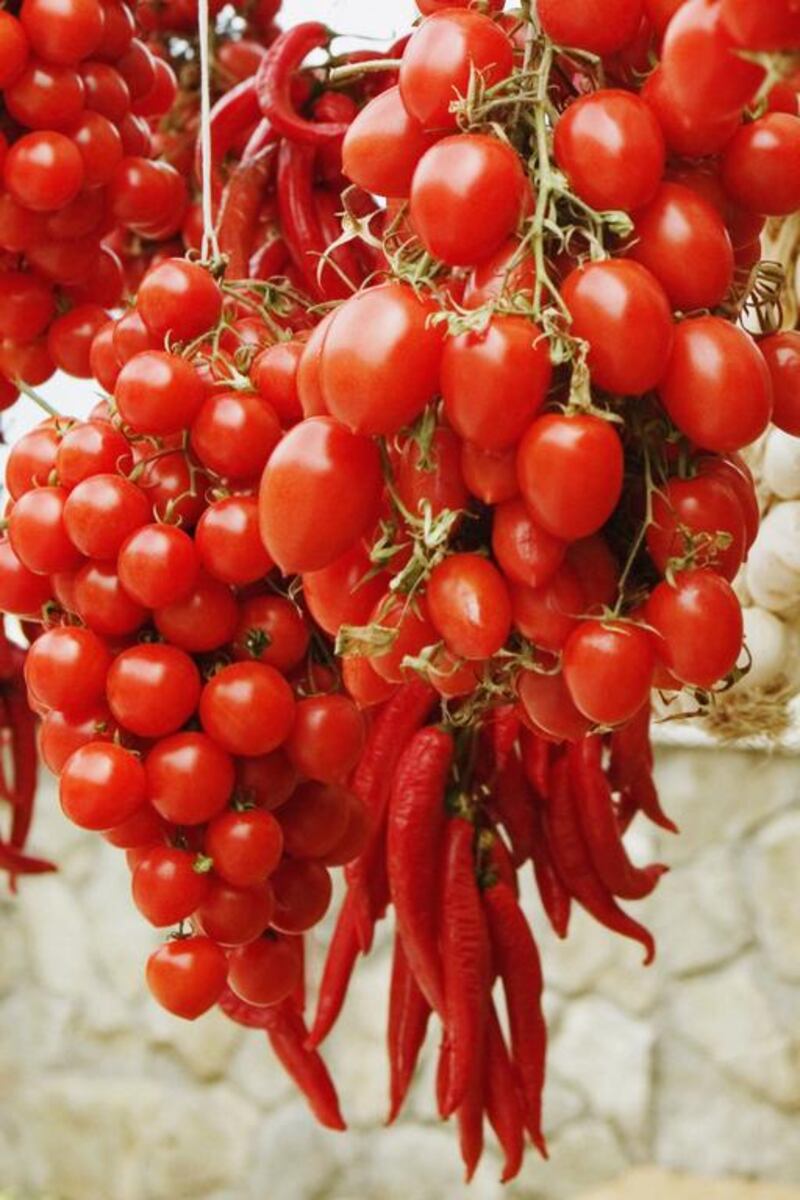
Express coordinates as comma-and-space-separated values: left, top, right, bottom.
1, 0, 800, 1185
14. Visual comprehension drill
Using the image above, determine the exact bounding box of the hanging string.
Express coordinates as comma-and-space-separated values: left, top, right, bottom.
197, 0, 220, 262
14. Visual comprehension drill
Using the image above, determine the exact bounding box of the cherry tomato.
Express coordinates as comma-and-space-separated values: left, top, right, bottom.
63, 473, 150, 560
132, 846, 211, 927
194, 879, 275, 946
341, 655, 398, 709
204, 809, 283, 888
302, 542, 388, 638
0, 270, 54, 342
196, 495, 274, 586
563, 620, 655, 726
641, 67, 741, 158
80, 59, 131, 121
410, 134, 528, 267
492, 497, 566, 589
20, 0, 103, 63
562, 260, 673, 393
9, 485, 83, 575
566, 535, 619, 611
698, 454, 759, 550
277, 780, 353, 859
146, 936, 228, 1020
555, 89, 665, 213
137, 449, 209, 530
117, 523, 199, 608
233, 594, 309, 674
258, 416, 382, 573
270, 858, 332, 933
284, 695, 365, 784
154, 575, 239, 654
399, 10, 513, 130
236, 750, 298, 812
39, 703, 113, 774
115, 351, 206, 435
460, 441, 519, 505
343, 85, 439, 198
628, 182, 734, 310
107, 643, 201, 738
199, 662, 295, 757
0, 537, 53, 615
517, 669, 590, 742
441, 316, 552, 451
227, 935, 300, 1006
462, 238, 537, 310
5, 61, 87, 131
60, 741, 146, 830
3, 131, 84, 212
25, 625, 110, 715
658, 316, 773, 453
537, 0, 643, 54
369, 594, 438, 684
56, 420, 133, 488
720, 114, 800, 216
190, 391, 281, 482
137, 258, 222, 342
145, 732, 234, 825
251, 340, 304, 426
517, 413, 624, 541
0, 12, 29, 88
510, 564, 585, 652
645, 568, 743, 688
647, 474, 746, 580
319, 285, 442, 436
760, 331, 800, 436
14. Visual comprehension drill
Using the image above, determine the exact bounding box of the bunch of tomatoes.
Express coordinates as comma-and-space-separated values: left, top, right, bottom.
2, 0, 800, 1183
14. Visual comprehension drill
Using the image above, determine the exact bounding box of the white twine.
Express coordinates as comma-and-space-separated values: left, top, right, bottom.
198, 0, 220, 261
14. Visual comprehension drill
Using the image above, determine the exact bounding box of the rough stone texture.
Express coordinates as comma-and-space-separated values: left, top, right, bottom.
1, 747, 800, 1199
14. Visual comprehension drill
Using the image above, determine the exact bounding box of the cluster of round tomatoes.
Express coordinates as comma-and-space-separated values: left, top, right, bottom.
0, 0, 189, 401
0, 257, 373, 1019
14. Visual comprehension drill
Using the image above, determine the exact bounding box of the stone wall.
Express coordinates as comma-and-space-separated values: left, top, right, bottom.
1, 745, 799, 1200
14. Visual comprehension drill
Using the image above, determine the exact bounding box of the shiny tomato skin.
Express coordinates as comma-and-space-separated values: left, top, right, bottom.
628, 182, 734, 310
760, 331, 800, 436
517, 413, 624, 541
132, 846, 212, 927
296, 309, 335, 419
646, 475, 746, 581
204, 809, 284, 888
537, 0, 643, 54
196, 496, 274, 586
194, 879, 275, 946
251, 340, 304, 427
719, 0, 800, 50
441, 316, 552, 451
319, 285, 442, 436
660, 0, 764, 122
342, 85, 439, 198
410, 134, 528, 267
154, 576, 239, 654
720, 114, 800, 216
3, 131, 84, 212
227, 936, 300, 1007
285, 695, 365, 784
302, 542, 388, 638
491, 497, 566, 589
370, 595, 439, 684
399, 10, 514, 131
117, 523, 199, 609
146, 937, 228, 1020
60, 741, 146, 831
8, 485, 84, 575
517, 669, 591, 743
641, 67, 741, 158
258, 416, 382, 574
697, 454, 759, 550
62, 473, 150, 561
145, 732, 235, 826
199, 662, 295, 757
0, 538, 53, 615
427, 553, 512, 660
233, 594, 309, 674
341, 655, 398, 708
106, 644, 201, 738
39, 703, 114, 775
563, 620, 655, 726
394, 426, 468, 520
189, 391, 282, 483
115, 350, 206, 435
658, 317, 773, 453
562, 259, 673, 394
277, 780, 353, 859
56, 420, 132, 488
137, 258, 222, 341
554, 89, 665, 213
462, 238, 537, 310
460, 441, 519, 505
510, 564, 585, 652
645, 568, 743, 688
25, 625, 110, 715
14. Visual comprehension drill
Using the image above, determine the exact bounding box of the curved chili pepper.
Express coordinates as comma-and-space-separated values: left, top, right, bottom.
198, 76, 261, 200
485, 1003, 525, 1184
483, 880, 548, 1157
217, 144, 277, 280
436, 1034, 452, 1120
545, 756, 656, 965
530, 802, 572, 939
241, 117, 276, 164
483, 828, 519, 896
346, 680, 435, 951
609, 704, 676, 832
490, 704, 520, 774
568, 737, 667, 901
521, 727, 552, 798
219, 990, 346, 1131
626, 769, 678, 835
255, 24, 350, 145
387, 935, 432, 1124
387, 726, 453, 1015
307, 890, 360, 1048
441, 816, 491, 1118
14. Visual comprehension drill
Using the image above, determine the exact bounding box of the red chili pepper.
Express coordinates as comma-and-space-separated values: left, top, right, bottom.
314, 188, 365, 293
387, 725, 453, 1015
198, 76, 261, 201
276, 140, 350, 301
483, 879, 548, 1157
249, 234, 289, 280
568, 737, 667, 901
521, 727, 552, 798
219, 989, 346, 1131
255, 24, 350, 146
627, 769, 678, 834
346, 681, 435, 951
530, 801, 572, 939
436, 1033, 452, 1120
441, 816, 491, 1117
490, 749, 536, 867
291, 934, 306, 1015
609, 706, 676, 834
483, 828, 519, 896
456, 1054, 485, 1184
0, 841, 55, 876
217, 145, 277, 280
307, 890, 360, 1048
241, 117, 276, 164
7, 681, 38, 854
489, 704, 520, 774
485, 1002, 526, 1183
545, 756, 656, 964
387, 935, 432, 1124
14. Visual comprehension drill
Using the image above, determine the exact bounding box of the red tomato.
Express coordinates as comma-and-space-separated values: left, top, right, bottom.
137, 258, 222, 341
369, 594, 439, 684
342, 85, 439, 198
427, 553, 511, 660
258, 416, 382, 573
719, 0, 800, 50
146, 937, 228, 1020
145, 732, 234, 825
154, 575, 239, 654
566, 535, 619, 611
132, 846, 212, 927
462, 239, 536, 310
251, 340, 304, 426
195, 496, 274, 586
641, 67, 741, 158
628, 182, 734, 310
236, 750, 298, 812
698, 454, 759, 550
233, 594, 309, 674
0, 12, 29, 88
103, 803, 167, 851
199, 662, 295, 757
461, 441, 519, 505
399, 10, 513, 131
441, 316, 552, 451
563, 621, 655, 726
60, 741, 146, 831
278, 780, 353, 858
302, 542, 388, 637
517, 669, 590, 742
194, 879, 275, 946
644, 0, 686, 37
3, 131, 84, 212
660, 0, 764, 122
6, 60, 87, 130
562, 260, 673, 393
646, 475, 746, 581
63, 473, 150, 560
115, 351, 206, 435
645, 568, 743, 688
341, 655, 398, 708
117, 523, 199, 608
410, 135, 528, 267
107, 643, 201, 738
204, 809, 284, 887
0, 537, 53, 615
510, 564, 585, 652
285, 695, 365, 784
537, 0, 643, 54
720, 114, 800, 216
760, 331, 800, 436
9, 485, 83, 575
20, 0, 103, 63
270, 858, 332, 933
658, 316, 772, 452
491, 497, 565, 589
56, 420, 132, 488
26, 625, 110, 715
296, 309, 335, 419
319, 285, 442, 436
517, 413, 624, 541
39, 703, 113, 774
394, 427, 468, 520
227, 936, 300, 1006
554, 89, 665, 213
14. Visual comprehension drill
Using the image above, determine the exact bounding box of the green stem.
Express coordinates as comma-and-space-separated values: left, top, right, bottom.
14, 379, 63, 420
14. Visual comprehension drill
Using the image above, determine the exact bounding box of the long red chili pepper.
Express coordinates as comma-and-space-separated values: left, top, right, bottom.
0, 842, 55, 876
485, 1003, 525, 1184
241, 117, 276, 164
255, 24, 350, 145
219, 989, 346, 1131
483, 828, 519, 896
198, 76, 261, 200
530, 801, 572, 939
387, 936, 432, 1124
545, 756, 656, 964
6, 681, 37, 852
610, 705, 677, 833
314, 188, 364, 293
456, 1053, 485, 1184
521, 727, 552, 798
568, 737, 667, 901
489, 704, 520, 774
217, 145, 277, 281
307, 890, 360, 1048
276, 140, 350, 301
483, 879, 548, 1157
387, 725, 453, 1015
490, 750, 536, 867
440, 816, 491, 1118
249, 234, 289, 280
436, 1034, 452, 1120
